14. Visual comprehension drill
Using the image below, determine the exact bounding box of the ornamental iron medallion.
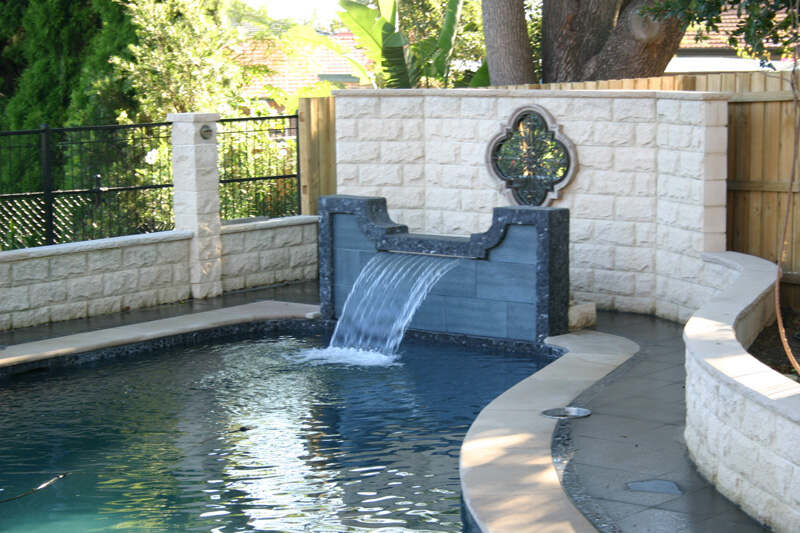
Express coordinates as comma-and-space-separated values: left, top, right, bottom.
486, 106, 576, 206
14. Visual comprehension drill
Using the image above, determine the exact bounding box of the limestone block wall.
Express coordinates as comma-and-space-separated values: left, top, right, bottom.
335, 89, 728, 322
0, 216, 320, 332
220, 217, 319, 292
682, 252, 797, 531
0, 232, 192, 330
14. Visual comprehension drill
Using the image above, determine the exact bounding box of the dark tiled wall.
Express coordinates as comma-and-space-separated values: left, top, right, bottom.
319, 195, 568, 344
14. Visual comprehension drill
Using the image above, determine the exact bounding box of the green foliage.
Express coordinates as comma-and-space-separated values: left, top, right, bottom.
0, 0, 135, 129
0, 1, 27, 114
65, 0, 137, 126
3, 0, 100, 130
398, 0, 484, 77
337, 0, 466, 87
646, 0, 799, 62
526, 0, 543, 82
111, 0, 267, 123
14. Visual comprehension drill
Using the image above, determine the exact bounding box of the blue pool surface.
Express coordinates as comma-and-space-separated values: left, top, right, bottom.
0, 333, 553, 532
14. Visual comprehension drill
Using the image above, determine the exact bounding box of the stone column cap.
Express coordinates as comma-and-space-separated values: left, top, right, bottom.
167, 112, 220, 123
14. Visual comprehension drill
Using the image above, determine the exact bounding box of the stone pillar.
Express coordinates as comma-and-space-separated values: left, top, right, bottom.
168, 112, 223, 299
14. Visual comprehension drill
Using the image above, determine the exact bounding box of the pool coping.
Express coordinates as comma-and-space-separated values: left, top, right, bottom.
0, 300, 320, 370
460, 329, 641, 532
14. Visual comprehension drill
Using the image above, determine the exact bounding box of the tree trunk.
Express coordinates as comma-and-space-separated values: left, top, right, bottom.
481, 0, 536, 86
542, 0, 686, 83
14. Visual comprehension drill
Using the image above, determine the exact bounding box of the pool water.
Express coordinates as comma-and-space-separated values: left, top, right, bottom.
0, 333, 552, 532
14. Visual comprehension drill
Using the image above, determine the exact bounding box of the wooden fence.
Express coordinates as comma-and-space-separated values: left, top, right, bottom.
298, 97, 336, 215
505, 70, 794, 92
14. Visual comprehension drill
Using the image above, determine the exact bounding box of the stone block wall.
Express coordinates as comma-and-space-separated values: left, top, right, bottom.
683, 252, 797, 531
335, 89, 728, 322
0, 232, 192, 330
220, 217, 319, 292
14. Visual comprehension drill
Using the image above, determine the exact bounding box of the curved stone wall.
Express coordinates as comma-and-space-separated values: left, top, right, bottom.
683, 252, 800, 531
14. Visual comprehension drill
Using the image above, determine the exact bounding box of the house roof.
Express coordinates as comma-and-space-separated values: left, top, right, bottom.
679, 7, 787, 53
240, 31, 370, 97
680, 9, 744, 50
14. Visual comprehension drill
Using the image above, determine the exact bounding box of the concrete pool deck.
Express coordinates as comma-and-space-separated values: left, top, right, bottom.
0, 282, 768, 532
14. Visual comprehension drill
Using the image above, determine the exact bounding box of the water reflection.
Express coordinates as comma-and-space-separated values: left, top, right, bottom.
0, 334, 550, 532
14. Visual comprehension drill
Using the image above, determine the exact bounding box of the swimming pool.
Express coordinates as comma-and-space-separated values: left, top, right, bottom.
0, 330, 553, 532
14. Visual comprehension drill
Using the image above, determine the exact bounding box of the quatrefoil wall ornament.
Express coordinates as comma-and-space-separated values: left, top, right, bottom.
486, 105, 577, 206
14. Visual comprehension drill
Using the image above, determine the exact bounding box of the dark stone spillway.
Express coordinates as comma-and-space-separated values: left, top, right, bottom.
317, 195, 569, 345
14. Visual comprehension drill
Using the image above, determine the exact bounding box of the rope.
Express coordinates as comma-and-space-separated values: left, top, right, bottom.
775, 0, 800, 376
0, 473, 69, 504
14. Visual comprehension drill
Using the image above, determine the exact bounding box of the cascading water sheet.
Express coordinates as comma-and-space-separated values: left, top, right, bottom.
329, 252, 458, 355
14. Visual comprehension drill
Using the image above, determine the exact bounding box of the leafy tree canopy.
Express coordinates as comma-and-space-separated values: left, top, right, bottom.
3, 0, 112, 129
112, 0, 274, 123
647, 0, 799, 62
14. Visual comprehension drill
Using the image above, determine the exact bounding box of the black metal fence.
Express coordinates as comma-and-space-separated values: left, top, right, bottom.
0, 115, 300, 251
0, 123, 173, 250
217, 115, 299, 221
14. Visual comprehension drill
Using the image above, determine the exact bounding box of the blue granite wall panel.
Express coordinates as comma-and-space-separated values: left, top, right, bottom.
332, 214, 376, 251
410, 295, 447, 331
486, 225, 539, 264
475, 261, 536, 303
429, 260, 477, 298
443, 297, 507, 338
506, 302, 537, 341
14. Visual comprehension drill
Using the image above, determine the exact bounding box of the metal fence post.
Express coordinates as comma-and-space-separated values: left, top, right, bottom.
40, 124, 54, 245
294, 114, 302, 215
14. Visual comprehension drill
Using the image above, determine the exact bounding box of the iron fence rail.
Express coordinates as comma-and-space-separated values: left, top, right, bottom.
217, 115, 300, 221
0, 122, 173, 249
0, 115, 300, 251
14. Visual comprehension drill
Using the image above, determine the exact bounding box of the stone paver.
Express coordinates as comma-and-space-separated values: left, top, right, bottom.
557, 312, 768, 532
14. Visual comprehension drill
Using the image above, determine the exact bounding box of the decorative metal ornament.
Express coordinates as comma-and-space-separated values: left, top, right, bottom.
486, 106, 577, 206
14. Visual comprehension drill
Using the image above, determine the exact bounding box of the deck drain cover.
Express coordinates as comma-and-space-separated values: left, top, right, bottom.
541, 406, 591, 419
626, 479, 683, 495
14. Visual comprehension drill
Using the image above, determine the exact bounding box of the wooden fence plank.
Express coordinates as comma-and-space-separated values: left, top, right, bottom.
763, 99, 782, 261
321, 97, 337, 197
298, 97, 336, 215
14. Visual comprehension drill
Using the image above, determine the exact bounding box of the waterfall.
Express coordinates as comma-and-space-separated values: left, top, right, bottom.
329, 252, 458, 355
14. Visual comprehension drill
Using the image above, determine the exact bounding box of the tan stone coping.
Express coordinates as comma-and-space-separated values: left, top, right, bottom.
333, 88, 731, 100
0, 300, 320, 369
0, 230, 193, 262
460, 330, 640, 532
221, 215, 319, 234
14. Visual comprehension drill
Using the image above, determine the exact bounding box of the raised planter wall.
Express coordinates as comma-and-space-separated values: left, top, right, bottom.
220, 218, 318, 292
683, 252, 799, 531
335, 89, 729, 323
0, 217, 318, 331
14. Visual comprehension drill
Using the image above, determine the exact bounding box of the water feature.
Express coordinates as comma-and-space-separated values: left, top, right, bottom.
329, 252, 458, 354
318, 195, 570, 344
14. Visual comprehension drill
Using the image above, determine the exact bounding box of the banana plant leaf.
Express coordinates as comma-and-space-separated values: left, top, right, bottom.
432, 0, 463, 82
338, 0, 464, 88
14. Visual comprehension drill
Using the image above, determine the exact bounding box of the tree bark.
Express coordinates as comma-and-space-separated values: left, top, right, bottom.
542, 0, 686, 83
481, 0, 536, 85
